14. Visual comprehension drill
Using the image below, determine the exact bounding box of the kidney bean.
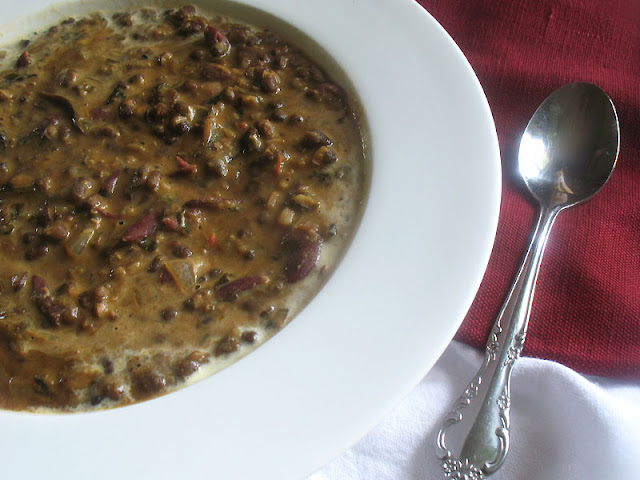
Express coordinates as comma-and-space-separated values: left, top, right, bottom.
215, 276, 263, 301
282, 230, 322, 283
204, 25, 230, 57
122, 211, 159, 242
101, 170, 121, 196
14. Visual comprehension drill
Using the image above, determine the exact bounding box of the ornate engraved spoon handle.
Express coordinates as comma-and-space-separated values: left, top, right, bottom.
436, 205, 561, 479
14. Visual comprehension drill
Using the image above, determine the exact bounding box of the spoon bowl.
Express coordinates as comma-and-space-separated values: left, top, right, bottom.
436, 82, 620, 478
519, 82, 619, 209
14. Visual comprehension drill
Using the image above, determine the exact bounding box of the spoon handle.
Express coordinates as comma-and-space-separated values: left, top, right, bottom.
435, 205, 561, 478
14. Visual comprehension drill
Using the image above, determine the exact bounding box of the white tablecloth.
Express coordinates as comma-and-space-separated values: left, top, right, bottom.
309, 341, 640, 479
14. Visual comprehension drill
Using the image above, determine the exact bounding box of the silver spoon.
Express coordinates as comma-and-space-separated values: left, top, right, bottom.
435, 82, 620, 478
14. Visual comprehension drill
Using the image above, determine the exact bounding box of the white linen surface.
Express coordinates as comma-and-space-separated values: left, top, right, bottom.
308, 341, 640, 479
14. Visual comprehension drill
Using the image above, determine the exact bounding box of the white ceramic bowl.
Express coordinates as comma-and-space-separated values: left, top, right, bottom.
0, 1, 501, 478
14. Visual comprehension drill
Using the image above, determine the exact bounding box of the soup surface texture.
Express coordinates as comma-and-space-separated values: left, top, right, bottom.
0, 5, 365, 411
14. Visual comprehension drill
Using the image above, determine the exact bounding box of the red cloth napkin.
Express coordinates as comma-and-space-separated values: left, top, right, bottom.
417, 0, 640, 378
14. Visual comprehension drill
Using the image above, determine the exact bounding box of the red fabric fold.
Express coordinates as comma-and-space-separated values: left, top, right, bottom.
417, 0, 640, 378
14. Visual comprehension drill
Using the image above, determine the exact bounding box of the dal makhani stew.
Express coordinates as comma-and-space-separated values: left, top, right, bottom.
0, 5, 366, 411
